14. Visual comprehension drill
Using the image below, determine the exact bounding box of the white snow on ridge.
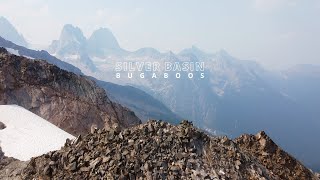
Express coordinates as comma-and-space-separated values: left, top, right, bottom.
5, 48, 34, 59
5, 48, 19, 56
0, 105, 74, 161
23, 55, 35, 60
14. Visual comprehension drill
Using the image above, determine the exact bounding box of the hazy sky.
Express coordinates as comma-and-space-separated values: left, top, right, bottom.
0, 0, 320, 69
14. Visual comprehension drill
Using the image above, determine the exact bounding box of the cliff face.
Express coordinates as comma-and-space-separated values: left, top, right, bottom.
19, 120, 318, 180
0, 48, 141, 135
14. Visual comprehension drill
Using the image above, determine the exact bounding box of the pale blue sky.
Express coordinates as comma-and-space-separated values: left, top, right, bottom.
0, 0, 320, 69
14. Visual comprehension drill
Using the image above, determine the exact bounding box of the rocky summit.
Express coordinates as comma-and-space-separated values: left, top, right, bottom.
8, 120, 314, 180
0, 47, 141, 135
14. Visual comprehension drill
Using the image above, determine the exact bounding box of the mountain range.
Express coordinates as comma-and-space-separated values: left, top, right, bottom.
0, 29, 180, 124
0, 16, 319, 171
45, 23, 320, 171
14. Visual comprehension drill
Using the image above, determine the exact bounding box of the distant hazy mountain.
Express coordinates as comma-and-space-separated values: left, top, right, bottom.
48, 24, 86, 55
87, 28, 127, 57
49, 25, 129, 72
264, 64, 320, 125
279, 64, 320, 119
94, 79, 181, 124
48, 24, 97, 72
267, 64, 320, 170
179, 45, 211, 60
0, 17, 28, 47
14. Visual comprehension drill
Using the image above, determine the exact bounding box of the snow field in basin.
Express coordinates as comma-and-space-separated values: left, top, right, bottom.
0, 105, 74, 161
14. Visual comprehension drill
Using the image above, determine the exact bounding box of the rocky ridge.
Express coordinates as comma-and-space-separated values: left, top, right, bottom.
235, 132, 316, 179
0, 147, 28, 180
0, 47, 141, 135
0, 36, 83, 74
18, 120, 318, 180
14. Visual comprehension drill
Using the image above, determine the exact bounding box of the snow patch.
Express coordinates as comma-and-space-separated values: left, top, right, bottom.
0, 105, 74, 161
22, 55, 35, 60
5, 48, 19, 56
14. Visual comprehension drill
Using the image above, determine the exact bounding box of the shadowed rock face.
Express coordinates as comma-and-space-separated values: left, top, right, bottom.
0, 121, 5, 129
0, 48, 141, 135
17, 120, 318, 180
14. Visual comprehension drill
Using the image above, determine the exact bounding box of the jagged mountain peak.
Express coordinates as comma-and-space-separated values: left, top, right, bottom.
215, 49, 232, 58
0, 16, 28, 47
89, 27, 120, 47
47, 24, 98, 72
164, 50, 181, 61
62, 24, 80, 30
59, 24, 86, 46
87, 27, 125, 57
48, 24, 87, 55
179, 45, 209, 59
132, 47, 161, 57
